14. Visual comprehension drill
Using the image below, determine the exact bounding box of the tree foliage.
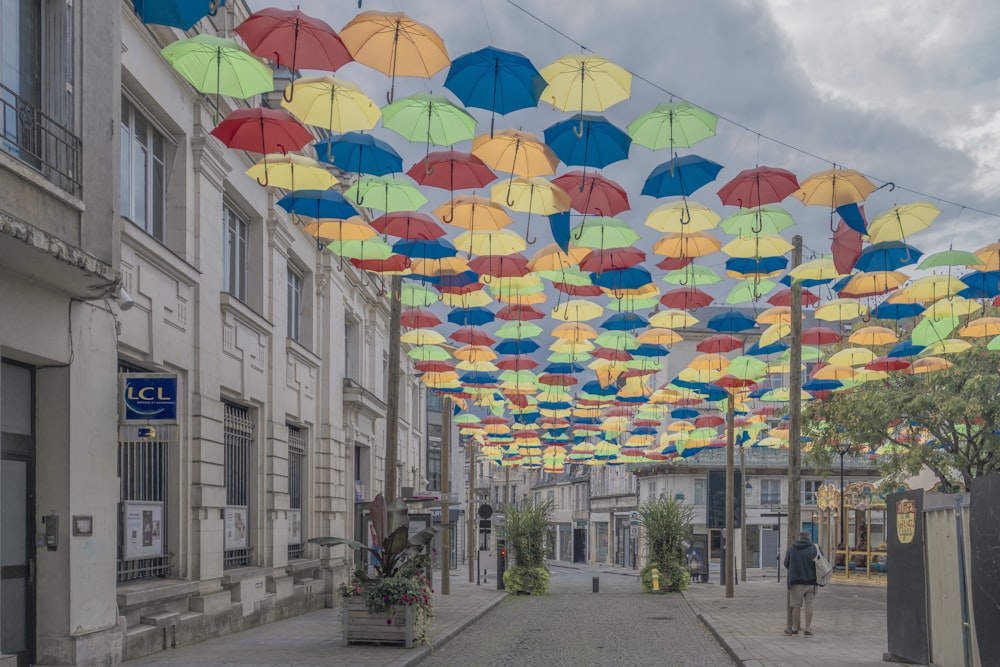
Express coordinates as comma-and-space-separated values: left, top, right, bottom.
638, 497, 694, 593
503, 497, 553, 568
803, 344, 1000, 489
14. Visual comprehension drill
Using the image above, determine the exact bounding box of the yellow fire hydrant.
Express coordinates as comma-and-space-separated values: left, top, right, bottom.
651, 567, 660, 592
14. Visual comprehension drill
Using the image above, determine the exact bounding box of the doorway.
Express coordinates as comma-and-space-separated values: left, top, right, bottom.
572, 528, 587, 563
2, 361, 36, 666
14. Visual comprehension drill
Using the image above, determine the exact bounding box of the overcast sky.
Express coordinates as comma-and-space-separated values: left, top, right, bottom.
246, 0, 1000, 262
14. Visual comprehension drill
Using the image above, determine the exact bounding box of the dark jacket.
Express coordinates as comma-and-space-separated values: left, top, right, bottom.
783, 538, 818, 586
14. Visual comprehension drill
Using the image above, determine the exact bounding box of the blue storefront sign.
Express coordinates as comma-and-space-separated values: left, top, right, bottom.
121, 374, 178, 423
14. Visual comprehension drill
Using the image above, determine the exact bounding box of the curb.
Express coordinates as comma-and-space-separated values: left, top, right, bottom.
391, 593, 508, 667
691, 607, 762, 667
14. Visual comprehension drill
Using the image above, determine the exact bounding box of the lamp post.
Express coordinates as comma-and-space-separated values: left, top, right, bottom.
741, 477, 751, 582
835, 441, 851, 559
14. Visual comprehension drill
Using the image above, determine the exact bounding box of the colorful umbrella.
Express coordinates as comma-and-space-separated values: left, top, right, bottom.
540, 54, 632, 118
866, 202, 941, 245
832, 219, 863, 274
659, 287, 714, 309
407, 149, 496, 194
444, 46, 545, 135
280, 76, 380, 132
544, 114, 632, 172
453, 229, 527, 256
641, 155, 723, 198
645, 200, 720, 233
627, 101, 717, 151
131, 0, 220, 30
838, 271, 909, 298
719, 205, 795, 236
246, 155, 337, 191
472, 129, 559, 177
161, 35, 273, 114
716, 166, 799, 209
382, 93, 478, 154
435, 196, 512, 230
916, 248, 984, 270
793, 168, 877, 208
853, 241, 923, 272
344, 175, 428, 212
339, 10, 450, 102
314, 132, 402, 176
371, 212, 444, 240
551, 171, 630, 216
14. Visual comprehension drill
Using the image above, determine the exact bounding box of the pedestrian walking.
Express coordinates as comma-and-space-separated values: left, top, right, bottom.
783, 530, 818, 637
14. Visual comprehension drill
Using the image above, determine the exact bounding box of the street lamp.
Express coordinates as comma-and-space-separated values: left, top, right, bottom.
741, 479, 751, 582
835, 440, 852, 560
744, 480, 752, 497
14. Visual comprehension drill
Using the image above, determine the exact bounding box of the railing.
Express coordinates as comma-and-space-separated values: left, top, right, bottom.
633, 447, 880, 470
0, 81, 81, 195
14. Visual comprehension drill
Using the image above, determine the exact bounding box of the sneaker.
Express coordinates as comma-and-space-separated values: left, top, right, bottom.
804, 630, 814, 638
784, 628, 799, 636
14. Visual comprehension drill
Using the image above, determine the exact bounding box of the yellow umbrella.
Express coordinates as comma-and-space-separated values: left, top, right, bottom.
721, 235, 794, 258
411, 257, 470, 276
667, 420, 696, 432
280, 75, 381, 132
839, 271, 909, 298
653, 231, 721, 257
889, 275, 963, 304
644, 200, 721, 233
539, 54, 631, 114
904, 356, 953, 374
812, 364, 857, 381
679, 367, 722, 383
793, 168, 877, 208
649, 309, 699, 329
453, 345, 497, 362
847, 326, 899, 347
787, 257, 848, 282
492, 177, 571, 215
472, 129, 559, 177
301, 217, 375, 242
921, 296, 982, 319
851, 369, 888, 384
496, 290, 546, 305
826, 347, 877, 367
551, 322, 599, 340
688, 353, 730, 372
919, 339, 972, 356
552, 299, 604, 322
400, 329, 446, 345
245, 154, 338, 191
973, 242, 1000, 271
454, 229, 527, 256
814, 298, 869, 322
459, 360, 499, 372
440, 290, 492, 308
760, 322, 791, 346
549, 338, 595, 353
420, 371, 459, 385
959, 316, 1000, 338
866, 202, 941, 245
527, 243, 590, 272
637, 328, 683, 345
435, 196, 512, 230
756, 306, 793, 325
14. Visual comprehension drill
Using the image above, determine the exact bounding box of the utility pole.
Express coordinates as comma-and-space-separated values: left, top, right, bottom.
384, 274, 402, 502
787, 235, 803, 540
440, 395, 451, 595
725, 390, 735, 598
467, 436, 475, 583
740, 441, 747, 583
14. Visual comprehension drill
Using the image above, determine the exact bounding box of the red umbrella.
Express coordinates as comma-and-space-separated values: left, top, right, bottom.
496, 304, 545, 320
802, 326, 843, 345
350, 254, 411, 273
407, 149, 496, 191
482, 415, 509, 425
370, 212, 445, 240
633, 419, 661, 428
235, 8, 353, 100
604, 406, 634, 417
865, 357, 911, 372
621, 367, 657, 379
553, 282, 604, 297
210, 107, 312, 155
591, 347, 633, 362
415, 360, 455, 373
656, 256, 694, 271
832, 219, 863, 275
449, 326, 496, 346
467, 253, 530, 279
714, 375, 757, 389
717, 166, 800, 208
660, 287, 713, 310
696, 333, 743, 354
578, 247, 646, 272
551, 170, 630, 216
694, 414, 725, 428
539, 373, 577, 387
495, 356, 539, 371
434, 282, 485, 295
767, 287, 819, 307
401, 308, 441, 328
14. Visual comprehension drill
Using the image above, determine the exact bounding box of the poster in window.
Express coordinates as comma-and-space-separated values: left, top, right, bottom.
287, 509, 302, 545
124, 501, 163, 560
225, 506, 249, 550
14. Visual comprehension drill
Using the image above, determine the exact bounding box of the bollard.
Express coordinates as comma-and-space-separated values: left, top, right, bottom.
651, 567, 660, 592
592, 576, 599, 593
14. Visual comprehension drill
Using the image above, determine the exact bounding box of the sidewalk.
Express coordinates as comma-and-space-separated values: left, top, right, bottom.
683, 574, 888, 667
127, 571, 506, 667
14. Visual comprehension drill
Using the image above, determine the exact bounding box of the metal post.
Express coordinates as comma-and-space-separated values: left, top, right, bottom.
467, 437, 475, 583
740, 442, 747, 583
840, 450, 846, 556
724, 391, 735, 598
954, 495, 973, 667
384, 274, 403, 501
787, 235, 803, 543
440, 396, 451, 595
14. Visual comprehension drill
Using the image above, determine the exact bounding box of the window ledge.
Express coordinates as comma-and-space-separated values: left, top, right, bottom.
116, 578, 201, 610
0, 149, 85, 212
220, 292, 272, 338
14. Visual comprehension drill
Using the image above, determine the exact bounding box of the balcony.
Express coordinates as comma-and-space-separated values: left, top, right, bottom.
342, 377, 386, 420
1, 81, 81, 195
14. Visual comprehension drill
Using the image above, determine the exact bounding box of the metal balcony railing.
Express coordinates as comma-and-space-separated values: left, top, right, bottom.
1, 81, 81, 195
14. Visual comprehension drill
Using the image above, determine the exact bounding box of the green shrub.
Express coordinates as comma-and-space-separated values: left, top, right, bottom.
640, 560, 689, 593
503, 565, 550, 595
503, 498, 553, 568
638, 497, 694, 593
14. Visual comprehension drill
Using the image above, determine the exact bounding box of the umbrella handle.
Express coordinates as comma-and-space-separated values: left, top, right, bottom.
282, 82, 295, 104
316, 237, 325, 252
337, 254, 344, 272
751, 211, 763, 234
573, 117, 585, 138
525, 214, 537, 245
209, 0, 221, 16
376, 275, 386, 296
256, 174, 269, 187
424, 156, 435, 176
572, 218, 586, 241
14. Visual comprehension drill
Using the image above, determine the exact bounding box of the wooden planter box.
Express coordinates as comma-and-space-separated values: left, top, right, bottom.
342, 596, 415, 648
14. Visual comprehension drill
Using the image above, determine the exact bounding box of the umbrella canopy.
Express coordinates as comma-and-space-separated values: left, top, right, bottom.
719, 205, 795, 236
131, 0, 220, 30
472, 129, 559, 177
371, 212, 444, 240
210, 107, 312, 155
436, 196, 512, 230
706, 310, 757, 333
627, 101, 717, 151
247, 155, 338, 191
659, 287, 714, 310
653, 231, 722, 258
917, 248, 985, 270
161, 35, 273, 102
832, 220, 863, 274
314, 132, 402, 175
717, 166, 799, 208
642, 155, 723, 198
552, 300, 604, 322
867, 202, 941, 244
344, 175, 428, 212
382, 92, 478, 148
494, 178, 571, 215
572, 217, 640, 249
235, 8, 352, 75
407, 149, 496, 192
838, 271, 909, 298
793, 168, 877, 207
280, 76, 380, 132
544, 115, 632, 169
847, 326, 899, 347
453, 229, 527, 256
444, 46, 545, 134
645, 200, 721, 233
854, 241, 923, 272
539, 54, 632, 115
551, 171, 631, 217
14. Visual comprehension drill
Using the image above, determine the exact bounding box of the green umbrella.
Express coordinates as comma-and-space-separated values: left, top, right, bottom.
594, 331, 640, 350
916, 248, 985, 270
547, 351, 591, 363
498, 370, 538, 384
326, 238, 392, 260
494, 321, 543, 339
345, 175, 428, 212
161, 35, 273, 115
726, 355, 768, 380
401, 283, 438, 307
777, 345, 824, 363
607, 294, 660, 311
627, 101, 717, 151
725, 279, 777, 304
912, 316, 959, 347
570, 216, 640, 249
382, 93, 478, 150
534, 266, 593, 286
989, 334, 1000, 351
719, 205, 796, 236
407, 345, 451, 361
454, 414, 482, 424
663, 264, 721, 285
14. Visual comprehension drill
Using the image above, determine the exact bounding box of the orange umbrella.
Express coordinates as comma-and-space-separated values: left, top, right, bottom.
793, 168, 877, 208
472, 129, 558, 177
434, 195, 512, 229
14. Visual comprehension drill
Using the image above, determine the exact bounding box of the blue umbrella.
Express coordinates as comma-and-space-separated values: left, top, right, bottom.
600, 312, 650, 331
447, 306, 494, 326
392, 238, 457, 260
958, 270, 1000, 299
276, 190, 357, 220
746, 340, 789, 356
544, 115, 632, 169
887, 340, 925, 358
543, 362, 585, 374
854, 241, 923, 272
548, 211, 572, 253
803, 378, 842, 392
590, 267, 653, 291
706, 310, 757, 333
836, 202, 868, 234
418, 271, 480, 289
641, 154, 723, 198
314, 132, 402, 176
671, 408, 699, 419
538, 400, 572, 410
459, 371, 498, 386
728, 256, 788, 278
871, 301, 924, 320
632, 343, 669, 358
747, 387, 771, 399
512, 411, 540, 424
131, 0, 221, 29
495, 339, 541, 355
581, 380, 617, 396
444, 46, 545, 136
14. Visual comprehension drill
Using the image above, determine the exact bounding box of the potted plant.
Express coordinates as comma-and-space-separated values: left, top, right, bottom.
309, 493, 439, 647
501, 498, 553, 595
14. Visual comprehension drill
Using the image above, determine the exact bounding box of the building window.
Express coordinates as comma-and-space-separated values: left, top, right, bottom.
287, 264, 303, 342
426, 423, 441, 491
426, 388, 442, 413
222, 204, 249, 302
694, 478, 707, 506
803, 480, 821, 505
345, 316, 360, 382
120, 97, 167, 241
224, 402, 253, 568
647, 480, 657, 501
761, 479, 781, 505
287, 425, 305, 560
